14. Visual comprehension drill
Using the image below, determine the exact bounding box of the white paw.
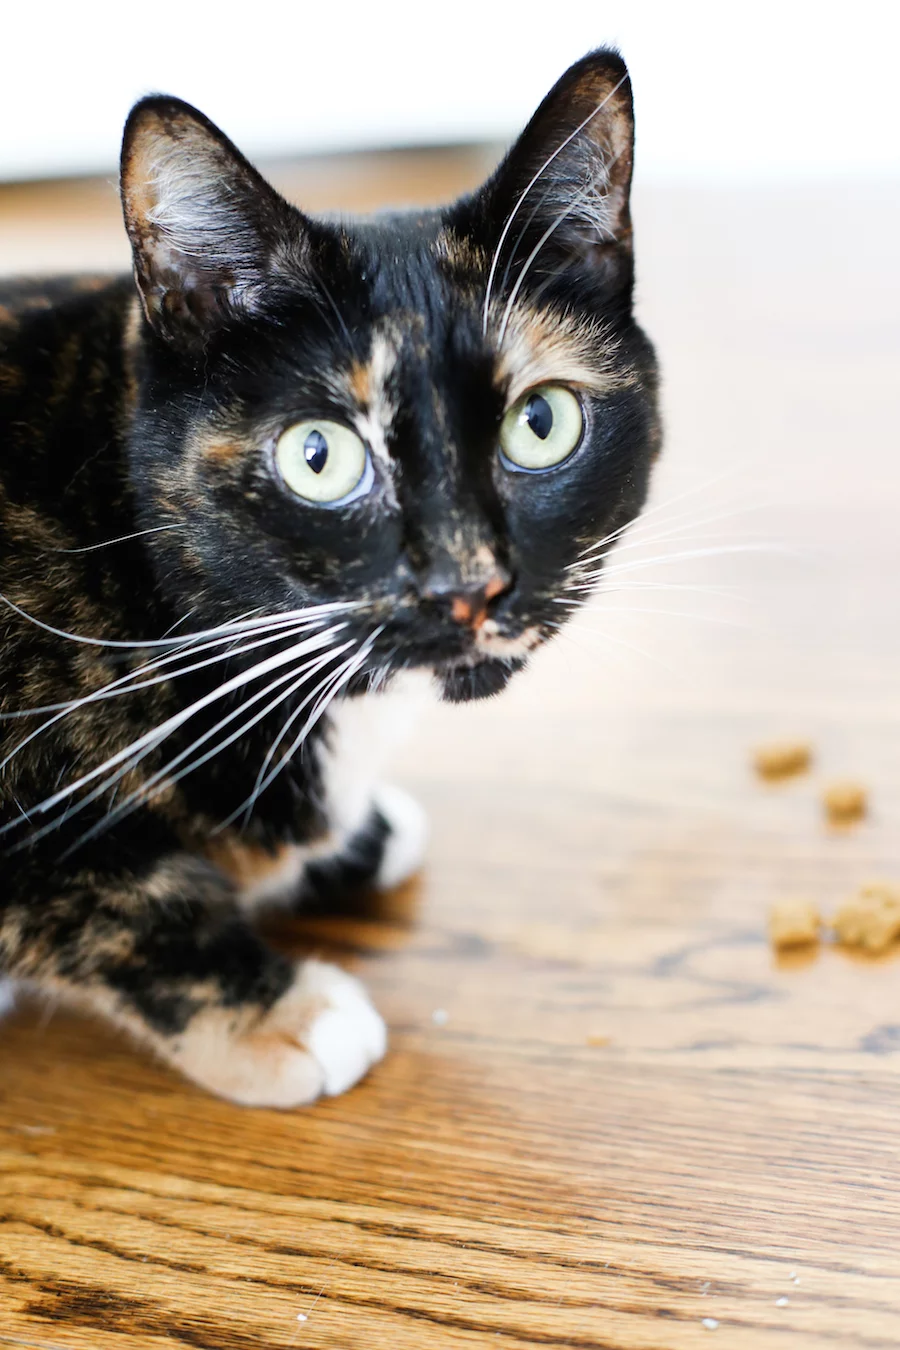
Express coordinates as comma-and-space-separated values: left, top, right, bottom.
170, 960, 386, 1108
0, 979, 15, 1018
301, 960, 388, 1095
373, 783, 429, 889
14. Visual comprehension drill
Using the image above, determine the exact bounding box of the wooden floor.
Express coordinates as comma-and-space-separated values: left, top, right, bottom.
2, 152, 900, 1349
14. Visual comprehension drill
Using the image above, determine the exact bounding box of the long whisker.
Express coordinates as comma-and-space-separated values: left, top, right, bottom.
0, 607, 349, 731
55, 640, 360, 857
8, 637, 354, 855
46, 524, 185, 554
592, 580, 743, 600
481, 72, 629, 335
564, 542, 781, 590
563, 604, 755, 631
0, 591, 361, 652
495, 184, 559, 313
222, 627, 384, 832
571, 499, 765, 569
0, 617, 352, 794
238, 636, 378, 827
1, 624, 349, 835
497, 171, 620, 346
569, 468, 749, 565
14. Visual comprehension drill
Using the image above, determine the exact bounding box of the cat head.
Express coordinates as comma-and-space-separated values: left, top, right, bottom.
120, 48, 659, 702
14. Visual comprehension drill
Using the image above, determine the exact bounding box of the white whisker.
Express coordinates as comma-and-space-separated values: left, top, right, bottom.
565, 542, 781, 589
0, 591, 362, 652
46, 523, 185, 554
571, 500, 765, 569
1, 625, 349, 833
567, 605, 755, 632
570, 468, 750, 566
223, 627, 384, 833
497, 167, 622, 346
0, 613, 358, 787
57, 640, 359, 855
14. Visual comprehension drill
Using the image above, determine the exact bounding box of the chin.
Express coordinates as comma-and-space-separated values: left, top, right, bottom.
438, 658, 525, 703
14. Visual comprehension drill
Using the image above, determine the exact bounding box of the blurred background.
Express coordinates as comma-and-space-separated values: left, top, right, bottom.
1, 0, 898, 182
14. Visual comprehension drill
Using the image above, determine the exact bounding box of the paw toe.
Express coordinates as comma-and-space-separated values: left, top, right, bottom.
300, 961, 387, 1096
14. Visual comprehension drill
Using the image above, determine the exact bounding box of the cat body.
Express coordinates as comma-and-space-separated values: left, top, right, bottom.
0, 50, 658, 1105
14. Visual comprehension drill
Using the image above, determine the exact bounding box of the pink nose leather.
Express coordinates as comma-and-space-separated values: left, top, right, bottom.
449, 574, 508, 630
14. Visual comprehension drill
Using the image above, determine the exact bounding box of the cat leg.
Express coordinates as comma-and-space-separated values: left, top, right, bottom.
371, 784, 429, 889
301, 783, 428, 907
0, 854, 385, 1106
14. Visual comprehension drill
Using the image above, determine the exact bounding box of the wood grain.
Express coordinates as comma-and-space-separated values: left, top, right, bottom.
2, 156, 900, 1348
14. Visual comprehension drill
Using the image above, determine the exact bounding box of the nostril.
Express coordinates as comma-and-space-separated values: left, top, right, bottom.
419, 558, 514, 628
447, 573, 512, 629
450, 595, 476, 625
484, 572, 509, 602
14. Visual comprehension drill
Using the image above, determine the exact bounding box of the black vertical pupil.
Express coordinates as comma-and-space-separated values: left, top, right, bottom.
525, 394, 553, 440
304, 429, 329, 474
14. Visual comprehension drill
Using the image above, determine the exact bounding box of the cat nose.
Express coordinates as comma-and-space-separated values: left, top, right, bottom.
421, 566, 512, 630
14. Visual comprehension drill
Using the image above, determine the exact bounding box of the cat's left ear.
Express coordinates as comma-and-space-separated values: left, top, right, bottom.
120, 96, 305, 350
467, 49, 635, 307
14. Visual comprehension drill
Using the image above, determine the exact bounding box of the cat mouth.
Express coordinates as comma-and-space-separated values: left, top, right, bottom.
437, 656, 526, 703
390, 621, 543, 671
385, 623, 544, 702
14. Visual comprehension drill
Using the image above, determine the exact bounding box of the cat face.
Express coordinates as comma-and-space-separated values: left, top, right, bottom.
121, 50, 659, 701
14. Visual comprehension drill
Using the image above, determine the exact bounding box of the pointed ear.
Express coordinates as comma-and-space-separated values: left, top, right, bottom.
120, 96, 304, 350
474, 50, 635, 312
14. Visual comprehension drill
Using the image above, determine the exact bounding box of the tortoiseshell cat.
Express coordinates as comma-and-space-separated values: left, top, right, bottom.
0, 50, 658, 1106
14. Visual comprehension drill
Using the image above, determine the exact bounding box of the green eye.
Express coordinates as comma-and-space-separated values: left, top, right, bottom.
275, 419, 370, 504
499, 385, 584, 472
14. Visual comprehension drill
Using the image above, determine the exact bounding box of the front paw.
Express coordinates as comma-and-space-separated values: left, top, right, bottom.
372, 784, 429, 890
170, 960, 386, 1108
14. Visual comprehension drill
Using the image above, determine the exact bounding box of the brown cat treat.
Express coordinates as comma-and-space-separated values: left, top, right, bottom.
753, 740, 812, 781
833, 884, 900, 953
823, 780, 867, 824
768, 900, 821, 950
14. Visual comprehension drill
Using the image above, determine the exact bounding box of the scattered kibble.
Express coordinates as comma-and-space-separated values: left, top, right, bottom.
833, 883, 900, 953
767, 885, 900, 957
586, 1034, 611, 1047
823, 779, 867, 825
702, 1318, 719, 1331
753, 740, 812, 781
769, 899, 821, 950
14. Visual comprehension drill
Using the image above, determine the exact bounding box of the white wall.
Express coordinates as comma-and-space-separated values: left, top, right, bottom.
1, 0, 898, 182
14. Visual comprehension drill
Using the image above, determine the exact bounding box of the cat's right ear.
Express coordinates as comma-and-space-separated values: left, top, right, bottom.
120, 96, 305, 351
